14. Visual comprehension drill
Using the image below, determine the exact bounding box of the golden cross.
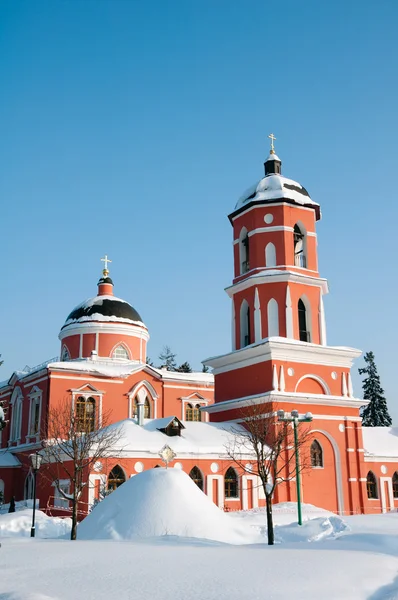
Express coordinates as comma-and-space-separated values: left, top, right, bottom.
101, 254, 112, 274
268, 132, 276, 153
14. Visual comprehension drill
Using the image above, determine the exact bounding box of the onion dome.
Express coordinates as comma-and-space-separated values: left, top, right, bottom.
231, 134, 321, 221
59, 257, 148, 362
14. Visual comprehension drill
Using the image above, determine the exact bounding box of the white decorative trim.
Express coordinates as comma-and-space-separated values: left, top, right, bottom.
231, 299, 236, 351
59, 322, 149, 342
241, 475, 259, 510
248, 225, 294, 237
109, 341, 132, 360
79, 334, 83, 359
348, 478, 357, 482
272, 365, 279, 391
380, 477, 394, 513
347, 373, 354, 398
206, 475, 224, 508
127, 380, 158, 419
342, 373, 348, 397
319, 293, 327, 346
254, 288, 262, 342
285, 287, 293, 338
347, 448, 355, 452
279, 366, 286, 392
295, 374, 330, 395
231, 201, 316, 222
267, 298, 279, 337
226, 270, 329, 297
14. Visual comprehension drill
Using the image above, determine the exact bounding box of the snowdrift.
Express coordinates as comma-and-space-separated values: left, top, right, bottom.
78, 467, 261, 544
0, 509, 71, 539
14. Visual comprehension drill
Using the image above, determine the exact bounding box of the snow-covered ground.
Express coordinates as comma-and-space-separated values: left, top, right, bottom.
1, 468, 398, 599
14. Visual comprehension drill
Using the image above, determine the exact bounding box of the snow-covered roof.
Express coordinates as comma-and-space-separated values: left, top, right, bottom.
362, 427, 398, 458
46, 360, 214, 384
234, 174, 320, 219
0, 450, 21, 468
62, 295, 145, 329
48, 359, 145, 379
104, 417, 252, 457
150, 367, 214, 384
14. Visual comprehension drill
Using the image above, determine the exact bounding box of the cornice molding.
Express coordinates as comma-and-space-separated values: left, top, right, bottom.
226, 270, 329, 297
204, 338, 362, 374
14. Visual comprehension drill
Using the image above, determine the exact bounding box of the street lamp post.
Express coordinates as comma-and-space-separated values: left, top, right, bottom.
29, 453, 43, 538
277, 409, 313, 526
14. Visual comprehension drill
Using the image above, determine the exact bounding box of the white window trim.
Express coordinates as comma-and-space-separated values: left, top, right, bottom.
9, 388, 23, 445
71, 391, 103, 428
27, 386, 42, 443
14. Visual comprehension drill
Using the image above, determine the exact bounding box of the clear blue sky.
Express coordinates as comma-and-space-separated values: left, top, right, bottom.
1, 1, 397, 421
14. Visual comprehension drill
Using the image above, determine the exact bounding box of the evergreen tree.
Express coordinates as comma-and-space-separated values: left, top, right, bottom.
8, 496, 15, 513
359, 351, 392, 427
158, 346, 177, 371
146, 356, 155, 367
176, 361, 192, 373
202, 364, 210, 373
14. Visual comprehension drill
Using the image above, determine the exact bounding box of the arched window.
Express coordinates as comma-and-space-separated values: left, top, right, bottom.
186, 403, 201, 422
393, 472, 398, 499
133, 396, 151, 418
112, 345, 130, 360
107, 465, 126, 492
310, 440, 323, 467
267, 298, 279, 337
189, 466, 204, 491
10, 390, 23, 442
294, 224, 306, 268
298, 299, 310, 342
239, 228, 250, 274
24, 472, 34, 500
225, 467, 239, 499
61, 346, 70, 361
240, 300, 251, 348
75, 397, 96, 432
144, 397, 151, 418
265, 242, 276, 267
366, 471, 378, 499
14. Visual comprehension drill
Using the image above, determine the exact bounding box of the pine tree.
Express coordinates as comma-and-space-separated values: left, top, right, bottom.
146, 356, 155, 367
202, 364, 210, 373
359, 351, 392, 427
158, 346, 177, 371
176, 361, 192, 373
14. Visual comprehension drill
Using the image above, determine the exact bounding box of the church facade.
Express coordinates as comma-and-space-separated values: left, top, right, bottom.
0, 139, 397, 517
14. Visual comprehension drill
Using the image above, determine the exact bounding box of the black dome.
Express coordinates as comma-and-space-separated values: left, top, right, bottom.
62, 295, 143, 329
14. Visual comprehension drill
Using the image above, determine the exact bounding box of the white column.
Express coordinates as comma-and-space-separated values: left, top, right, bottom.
342, 373, 348, 397
319, 293, 327, 346
231, 300, 236, 351
347, 373, 354, 398
254, 288, 262, 342
279, 365, 286, 392
272, 365, 279, 391
285, 287, 294, 338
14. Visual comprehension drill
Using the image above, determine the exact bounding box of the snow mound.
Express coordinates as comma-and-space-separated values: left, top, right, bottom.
78, 468, 262, 544
275, 516, 349, 543
0, 509, 71, 539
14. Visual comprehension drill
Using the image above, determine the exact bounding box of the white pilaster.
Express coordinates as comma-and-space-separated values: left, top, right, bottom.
347, 373, 353, 398
254, 287, 262, 342
285, 286, 294, 338
319, 293, 327, 346
342, 372, 348, 397
279, 365, 286, 392
231, 300, 236, 351
272, 365, 279, 391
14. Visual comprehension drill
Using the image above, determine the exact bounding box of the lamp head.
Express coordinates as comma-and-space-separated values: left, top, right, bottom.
291, 409, 299, 418
276, 409, 285, 420
305, 412, 313, 421
29, 453, 43, 471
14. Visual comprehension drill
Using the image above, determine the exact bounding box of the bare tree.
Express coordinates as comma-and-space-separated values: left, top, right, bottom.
41, 398, 123, 540
226, 401, 311, 545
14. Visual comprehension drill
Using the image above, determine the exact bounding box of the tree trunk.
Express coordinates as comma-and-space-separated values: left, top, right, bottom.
266, 494, 274, 545
71, 495, 78, 540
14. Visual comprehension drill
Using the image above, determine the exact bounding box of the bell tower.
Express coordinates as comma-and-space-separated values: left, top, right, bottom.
230, 134, 327, 351
203, 135, 365, 516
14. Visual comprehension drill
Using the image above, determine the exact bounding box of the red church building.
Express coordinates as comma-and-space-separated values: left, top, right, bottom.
1, 138, 397, 517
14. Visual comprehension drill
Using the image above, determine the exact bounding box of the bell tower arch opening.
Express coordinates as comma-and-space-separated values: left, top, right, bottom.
298, 296, 311, 342
294, 223, 307, 268
240, 299, 251, 348
239, 228, 250, 275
